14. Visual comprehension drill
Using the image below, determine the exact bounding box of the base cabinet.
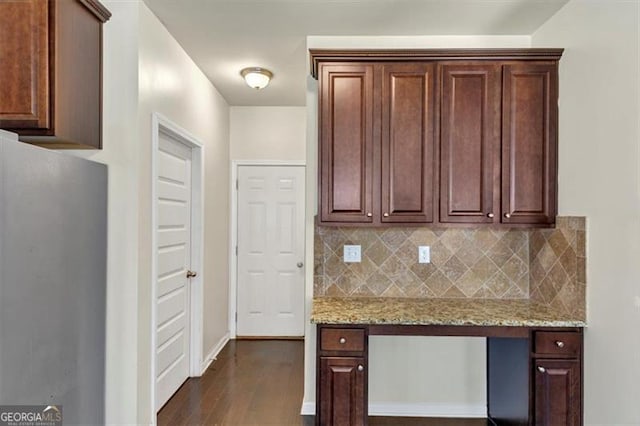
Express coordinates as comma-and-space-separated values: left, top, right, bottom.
534, 360, 581, 426
318, 357, 366, 426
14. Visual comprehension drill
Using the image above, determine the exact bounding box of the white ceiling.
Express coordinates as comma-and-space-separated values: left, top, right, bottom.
143, 0, 569, 106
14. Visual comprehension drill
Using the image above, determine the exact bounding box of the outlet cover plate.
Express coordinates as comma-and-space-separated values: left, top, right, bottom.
418, 246, 431, 264
343, 245, 361, 263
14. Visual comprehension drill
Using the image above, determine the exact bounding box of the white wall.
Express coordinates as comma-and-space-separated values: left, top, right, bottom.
66, 2, 140, 423
230, 106, 306, 161
138, 3, 230, 423
533, 1, 640, 424
303, 36, 531, 417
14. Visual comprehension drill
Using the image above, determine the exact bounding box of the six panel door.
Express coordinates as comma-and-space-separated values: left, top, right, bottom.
381, 63, 435, 223
319, 64, 375, 223
439, 63, 501, 223
502, 63, 558, 225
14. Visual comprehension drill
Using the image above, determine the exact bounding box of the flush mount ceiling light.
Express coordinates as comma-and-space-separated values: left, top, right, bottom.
240, 67, 273, 90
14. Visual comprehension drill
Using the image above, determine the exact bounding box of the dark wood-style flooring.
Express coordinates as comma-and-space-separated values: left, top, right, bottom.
158, 340, 489, 425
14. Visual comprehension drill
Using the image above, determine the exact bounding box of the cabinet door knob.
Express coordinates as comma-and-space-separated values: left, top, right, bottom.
537, 366, 546, 373
504, 213, 512, 219
339, 337, 346, 344
366, 212, 373, 217
357, 365, 364, 372
555, 340, 565, 348
383, 212, 390, 217
487, 213, 494, 218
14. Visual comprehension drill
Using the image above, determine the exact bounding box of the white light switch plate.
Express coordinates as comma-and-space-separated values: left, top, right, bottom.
418, 246, 431, 264
343, 245, 361, 263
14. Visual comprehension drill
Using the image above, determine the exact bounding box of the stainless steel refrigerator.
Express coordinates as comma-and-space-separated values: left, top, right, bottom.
0, 130, 107, 425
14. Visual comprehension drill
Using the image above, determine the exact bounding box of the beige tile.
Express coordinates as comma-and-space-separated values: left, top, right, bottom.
502, 285, 527, 299
547, 230, 570, 257
440, 230, 468, 253
537, 244, 557, 272
380, 228, 409, 251
486, 240, 513, 268
441, 255, 469, 283
559, 247, 577, 279
322, 228, 349, 253
555, 216, 569, 228
576, 231, 586, 257
539, 276, 558, 304
380, 255, 409, 282
442, 286, 466, 298
473, 229, 500, 253
382, 284, 406, 297
349, 228, 380, 250
395, 239, 419, 267
335, 269, 364, 295
529, 230, 546, 260
569, 216, 586, 231
404, 284, 437, 298
456, 270, 484, 297
430, 240, 454, 267
472, 286, 495, 298
577, 256, 586, 284
410, 262, 436, 282
485, 271, 512, 298
501, 254, 528, 281
501, 229, 527, 252
324, 252, 347, 278
457, 241, 486, 268
548, 262, 569, 291
409, 228, 439, 245
365, 240, 392, 266
324, 284, 347, 297
529, 257, 546, 286
367, 271, 393, 295
471, 255, 499, 282
425, 270, 454, 297
351, 285, 376, 297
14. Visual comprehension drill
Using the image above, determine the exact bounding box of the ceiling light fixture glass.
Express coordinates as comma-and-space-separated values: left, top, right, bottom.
240, 67, 273, 90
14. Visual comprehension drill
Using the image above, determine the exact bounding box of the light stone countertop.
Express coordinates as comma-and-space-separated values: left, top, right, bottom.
311, 297, 586, 328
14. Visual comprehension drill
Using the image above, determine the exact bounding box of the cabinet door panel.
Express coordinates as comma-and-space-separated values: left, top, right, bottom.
381, 63, 435, 223
319, 64, 374, 223
0, 0, 49, 130
502, 64, 558, 225
319, 357, 366, 426
534, 359, 580, 426
440, 64, 500, 223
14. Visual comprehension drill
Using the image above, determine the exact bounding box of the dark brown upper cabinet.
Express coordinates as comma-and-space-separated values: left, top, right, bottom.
319, 63, 375, 223
311, 49, 562, 227
502, 64, 558, 225
0, 0, 111, 149
439, 63, 501, 224
381, 63, 435, 224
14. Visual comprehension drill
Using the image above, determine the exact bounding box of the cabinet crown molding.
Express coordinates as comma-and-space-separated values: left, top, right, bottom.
309, 48, 564, 79
79, 0, 112, 22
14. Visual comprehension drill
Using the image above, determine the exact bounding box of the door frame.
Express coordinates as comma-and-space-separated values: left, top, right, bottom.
150, 112, 205, 418
229, 160, 306, 338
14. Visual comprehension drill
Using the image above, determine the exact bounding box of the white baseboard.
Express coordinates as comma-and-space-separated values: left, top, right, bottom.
200, 331, 230, 374
300, 401, 486, 418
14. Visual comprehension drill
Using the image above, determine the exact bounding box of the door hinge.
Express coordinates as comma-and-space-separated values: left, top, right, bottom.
235, 245, 238, 256
236, 179, 239, 190
235, 312, 238, 323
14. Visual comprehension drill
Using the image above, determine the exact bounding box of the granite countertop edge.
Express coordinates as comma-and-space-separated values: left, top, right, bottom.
310, 297, 587, 328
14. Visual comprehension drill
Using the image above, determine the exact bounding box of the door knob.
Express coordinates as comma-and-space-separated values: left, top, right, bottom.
297, 262, 304, 268
186, 270, 197, 278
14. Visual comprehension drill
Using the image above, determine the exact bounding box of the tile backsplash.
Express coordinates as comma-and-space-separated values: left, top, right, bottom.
314, 217, 586, 319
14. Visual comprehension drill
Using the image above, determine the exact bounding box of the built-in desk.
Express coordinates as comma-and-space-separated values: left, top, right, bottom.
311, 297, 586, 426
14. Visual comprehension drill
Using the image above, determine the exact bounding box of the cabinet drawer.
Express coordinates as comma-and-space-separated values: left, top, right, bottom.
534, 331, 580, 357
320, 328, 365, 352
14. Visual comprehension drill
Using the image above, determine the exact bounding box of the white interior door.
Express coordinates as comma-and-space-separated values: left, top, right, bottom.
237, 165, 305, 337
155, 132, 193, 411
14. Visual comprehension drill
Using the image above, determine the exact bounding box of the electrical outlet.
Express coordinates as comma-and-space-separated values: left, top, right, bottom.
343, 245, 361, 263
418, 246, 430, 264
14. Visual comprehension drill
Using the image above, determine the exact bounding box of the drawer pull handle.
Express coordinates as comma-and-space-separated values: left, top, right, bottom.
555, 340, 565, 348
357, 365, 364, 372
537, 366, 546, 373
339, 337, 346, 344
